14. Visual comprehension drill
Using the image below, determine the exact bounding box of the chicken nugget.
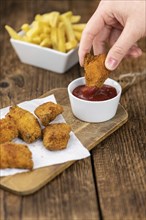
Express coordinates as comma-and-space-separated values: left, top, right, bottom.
34, 102, 63, 126
7, 106, 41, 143
43, 123, 71, 150
0, 117, 18, 144
84, 53, 111, 88
0, 142, 33, 169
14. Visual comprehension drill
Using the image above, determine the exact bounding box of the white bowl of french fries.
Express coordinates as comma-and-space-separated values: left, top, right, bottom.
5, 11, 86, 73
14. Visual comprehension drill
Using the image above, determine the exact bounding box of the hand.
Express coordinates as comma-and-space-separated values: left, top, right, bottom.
79, 0, 146, 70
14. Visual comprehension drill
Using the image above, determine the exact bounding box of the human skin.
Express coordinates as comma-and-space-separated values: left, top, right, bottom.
79, 0, 146, 70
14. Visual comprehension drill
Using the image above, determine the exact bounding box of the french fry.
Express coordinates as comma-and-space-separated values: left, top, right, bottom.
57, 22, 66, 52
35, 14, 42, 22
61, 11, 72, 18
5, 25, 22, 40
72, 24, 86, 32
22, 35, 31, 42
74, 31, 82, 42
43, 12, 60, 27
21, 24, 30, 32
51, 27, 58, 50
40, 33, 49, 41
26, 28, 40, 38
31, 36, 41, 44
65, 39, 78, 51
71, 15, 81, 23
61, 15, 75, 42
40, 38, 51, 47
50, 12, 60, 27
31, 21, 44, 32
43, 26, 51, 34
35, 13, 49, 25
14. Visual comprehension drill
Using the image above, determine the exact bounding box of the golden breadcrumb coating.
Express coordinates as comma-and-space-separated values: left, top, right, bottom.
34, 101, 63, 126
43, 123, 71, 150
7, 106, 41, 143
84, 53, 111, 88
0, 117, 18, 144
0, 142, 33, 169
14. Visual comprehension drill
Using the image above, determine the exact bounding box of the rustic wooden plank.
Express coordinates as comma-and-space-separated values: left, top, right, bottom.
0, 158, 99, 220
21, 158, 100, 220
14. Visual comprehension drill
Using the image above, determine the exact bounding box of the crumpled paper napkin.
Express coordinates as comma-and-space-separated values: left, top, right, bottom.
0, 94, 90, 176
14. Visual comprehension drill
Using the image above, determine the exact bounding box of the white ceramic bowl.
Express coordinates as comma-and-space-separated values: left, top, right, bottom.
10, 37, 79, 74
68, 77, 122, 123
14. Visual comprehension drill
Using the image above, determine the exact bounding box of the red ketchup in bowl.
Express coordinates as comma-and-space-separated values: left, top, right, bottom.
72, 84, 117, 101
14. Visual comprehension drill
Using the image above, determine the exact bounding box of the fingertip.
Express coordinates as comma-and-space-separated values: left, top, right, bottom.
79, 59, 84, 67
78, 46, 89, 67
105, 57, 118, 71
78, 50, 84, 67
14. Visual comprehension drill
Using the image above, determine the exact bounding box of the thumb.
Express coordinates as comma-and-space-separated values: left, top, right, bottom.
105, 21, 140, 70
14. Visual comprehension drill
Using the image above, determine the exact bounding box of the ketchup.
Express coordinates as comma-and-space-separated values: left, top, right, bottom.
72, 84, 117, 101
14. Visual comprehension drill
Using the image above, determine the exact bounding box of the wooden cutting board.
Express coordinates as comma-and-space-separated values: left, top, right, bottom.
0, 88, 128, 195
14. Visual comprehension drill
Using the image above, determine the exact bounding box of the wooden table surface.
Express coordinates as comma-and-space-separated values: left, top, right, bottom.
0, 0, 146, 220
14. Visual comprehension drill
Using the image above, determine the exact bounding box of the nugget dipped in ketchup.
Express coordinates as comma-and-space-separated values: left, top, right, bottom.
84, 53, 111, 87
72, 53, 117, 101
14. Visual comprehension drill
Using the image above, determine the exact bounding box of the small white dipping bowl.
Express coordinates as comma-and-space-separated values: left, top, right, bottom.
68, 77, 122, 123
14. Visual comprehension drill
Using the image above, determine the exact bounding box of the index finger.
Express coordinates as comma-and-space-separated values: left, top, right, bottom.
78, 8, 105, 66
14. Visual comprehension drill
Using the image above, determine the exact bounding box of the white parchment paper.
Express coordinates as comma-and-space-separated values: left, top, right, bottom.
0, 95, 90, 176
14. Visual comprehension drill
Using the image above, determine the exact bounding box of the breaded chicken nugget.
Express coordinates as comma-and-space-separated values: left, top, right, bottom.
7, 106, 41, 143
34, 102, 63, 126
0, 117, 18, 144
43, 123, 71, 150
0, 142, 33, 169
84, 53, 111, 88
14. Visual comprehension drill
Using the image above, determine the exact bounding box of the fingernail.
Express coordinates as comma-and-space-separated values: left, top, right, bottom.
137, 48, 142, 56
105, 58, 118, 70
